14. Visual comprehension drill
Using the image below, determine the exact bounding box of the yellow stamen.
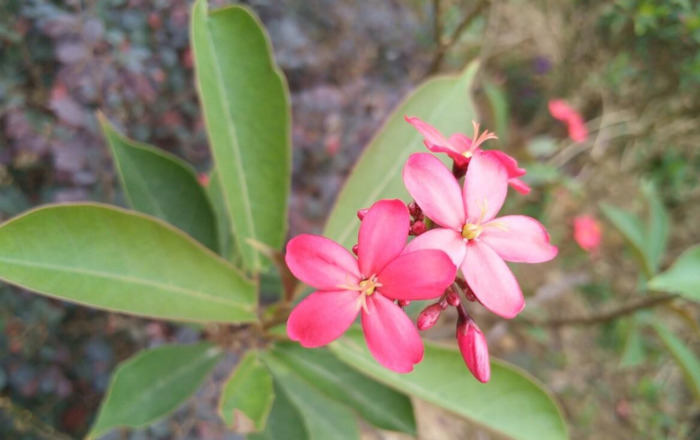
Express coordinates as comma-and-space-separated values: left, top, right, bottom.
461, 223, 482, 240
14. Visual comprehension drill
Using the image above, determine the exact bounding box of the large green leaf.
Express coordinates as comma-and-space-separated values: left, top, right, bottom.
324, 63, 478, 249
219, 351, 274, 433
648, 245, 700, 302
261, 352, 359, 440
652, 323, 700, 401
270, 342, 416, 434
0, 204, 256, 322
192, 0, 291, 271
207, 169, 239, 263
332, 328, 569, 440
89, 343, 222, 438
100, 115, 219, 252
248, 381, 307, 440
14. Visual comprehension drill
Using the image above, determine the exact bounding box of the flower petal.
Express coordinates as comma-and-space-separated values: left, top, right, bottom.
463, 152, 508, 223
358, 199, 410, 276
361, 294, 424, 373
508, 177, 531, 195
403, 228, 466, 267
286, 235, 361, 290
481, 215, 558, 263
405, 116, 449, 147
403, 153, 465, 230
485, 150, 526, 178
287, 290, 361, 347
462, 241, 524, 319
377, 250, 456, 301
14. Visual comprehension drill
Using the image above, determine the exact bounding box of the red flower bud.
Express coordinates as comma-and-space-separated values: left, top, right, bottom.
456, 318, 490, 383
463, 286, 478, 302
446, 289, 460, 307
352, 244, 359, 255
357, 208, 368, 220
397, 300, 411, 308
417, 303, 442, 331
410, 221, 426, 236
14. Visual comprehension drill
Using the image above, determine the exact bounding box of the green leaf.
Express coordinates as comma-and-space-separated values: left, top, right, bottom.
270, 342, 416, 435
100, 114, 219, 252
619, 317, 646, 368
248, 381, 308, 440
332, 328, 569, 440
219, 351, 274, 433
324, 63, 478, 249
89, 342, 222, 438
652, 323, 700, 401
642, 183, 669, 274
648, 245, 700, 302
206, 169, 239, 263
600, 202, 651, 277
261, 351, 360, 440
0, 204, 256, 323
482, 79, 509, 145
192, 0, 291, 271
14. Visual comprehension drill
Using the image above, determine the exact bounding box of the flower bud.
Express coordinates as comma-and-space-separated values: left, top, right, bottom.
463, 286, 478, 302
352, 244, 359, 255
417, 303, 442, 331
407, 201, 421, 218
456, 318, 490, 383
446, 289, 460, 307
410, 221, 426, 236
397, 300, 411, 308
356, 209, 368, 220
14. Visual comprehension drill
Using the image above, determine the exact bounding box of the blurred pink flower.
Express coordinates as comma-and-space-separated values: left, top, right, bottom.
285, 199, 456, 373
573, 215, 602, 253
456, 317, 490, 383
405, 116, 531, 194
197, 173, 210, 186
548, 99, 588, 143
403, 153, 557, 318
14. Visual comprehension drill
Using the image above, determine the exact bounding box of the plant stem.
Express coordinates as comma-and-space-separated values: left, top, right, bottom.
0, 396, 76, 440
522, 293, 679, 327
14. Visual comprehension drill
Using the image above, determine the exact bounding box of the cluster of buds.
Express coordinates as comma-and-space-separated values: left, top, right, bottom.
284, 117, 557, 382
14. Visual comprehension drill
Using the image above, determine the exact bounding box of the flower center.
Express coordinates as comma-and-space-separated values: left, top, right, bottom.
358, 276, 380, 296
461, 223, 482, 240
462, 151, 473, 158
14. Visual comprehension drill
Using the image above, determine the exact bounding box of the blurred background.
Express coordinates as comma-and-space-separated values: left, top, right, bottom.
1, 0, 699, 438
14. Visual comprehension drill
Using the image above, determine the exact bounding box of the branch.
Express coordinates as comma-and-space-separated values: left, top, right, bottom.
0, 396, 76, 440
424, 0, 489, 77
521, 293, 679, 327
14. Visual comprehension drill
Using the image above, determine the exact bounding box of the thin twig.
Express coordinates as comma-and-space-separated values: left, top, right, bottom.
0, 396, 76, 440
521, 293, 679, 327
424, 0, 489, 77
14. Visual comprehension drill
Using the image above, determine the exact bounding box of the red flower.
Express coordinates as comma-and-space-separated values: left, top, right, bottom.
548, 99, 588, 143
285, 199, 456, 373
573, 215, 602, 253
405, 116, 531, 194
403, 153, 557, 318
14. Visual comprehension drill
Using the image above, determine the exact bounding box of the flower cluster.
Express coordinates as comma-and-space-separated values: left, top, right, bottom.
285, 117, 557, 382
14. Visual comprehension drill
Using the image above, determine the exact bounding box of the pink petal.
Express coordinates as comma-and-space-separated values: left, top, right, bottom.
508, 177, 531, 195
462, 241, 524, 319
361, 294, 424, 373
358, 199, 410, 276
485, 150, 526, 178
567, 116, 588, 143
456, 319, 491, 383
287, 290, 361, 347
463, 152, 508, 223
286, 235, 361, 290
377, 250, 456, 301
403, 153, 465, 230
448, 133, 472, 154
405, 116, 449, 147
480, 215, 558, 263
425, 141, 468, 166
573, 215, 602, 252
403, 228, 466, 267
548, 99, 574, 121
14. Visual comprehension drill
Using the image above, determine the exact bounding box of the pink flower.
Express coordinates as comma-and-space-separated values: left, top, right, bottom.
548, 99, 588, 143
456, 318, 490, 383
197, 173, 210, 186
285, 199, 456, 373
405, 116, 531, 194
402, 153, 558, 318
573, 215, 602, 253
